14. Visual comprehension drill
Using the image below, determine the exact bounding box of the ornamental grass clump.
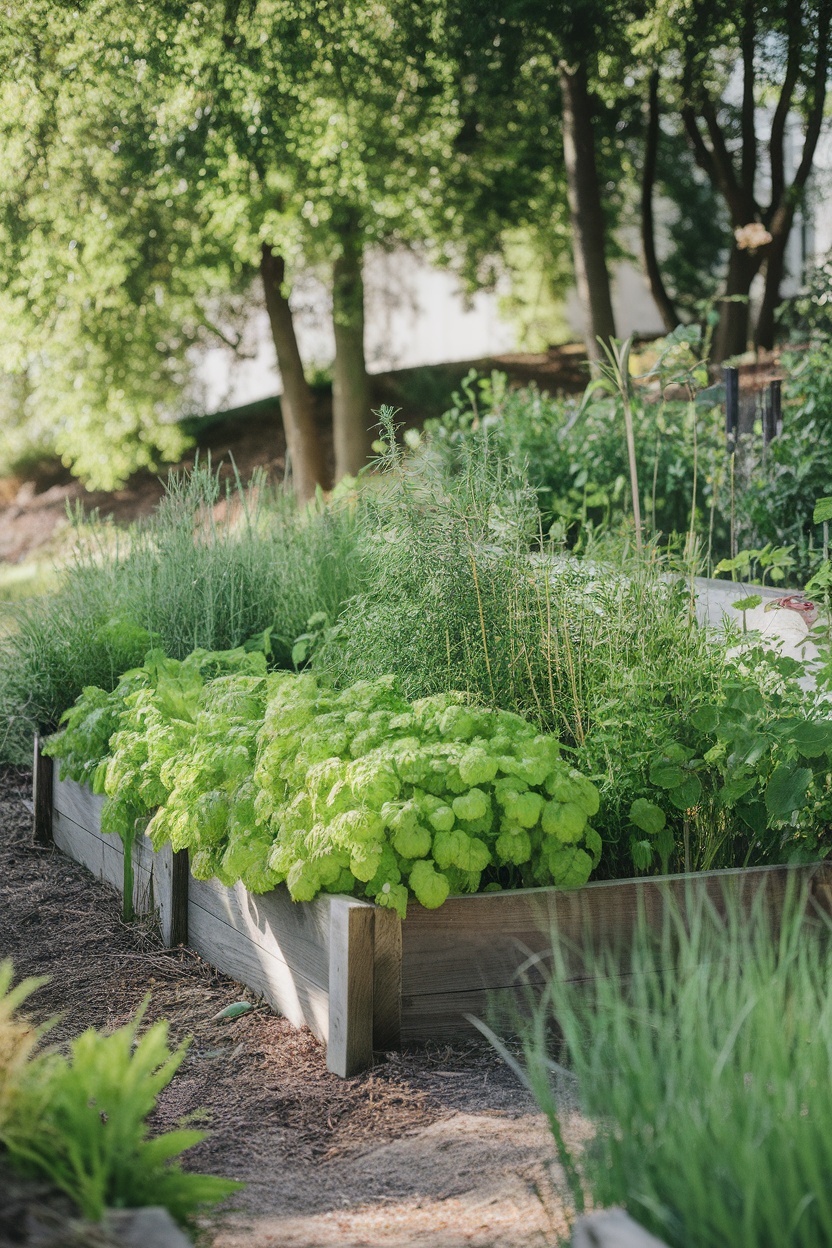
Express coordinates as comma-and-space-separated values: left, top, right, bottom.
506, 884, 832, 1247
0, 461, 364, 763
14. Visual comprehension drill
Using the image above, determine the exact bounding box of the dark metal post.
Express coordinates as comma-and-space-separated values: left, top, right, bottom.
724, 367, 739, 444
770, 379, 782, 438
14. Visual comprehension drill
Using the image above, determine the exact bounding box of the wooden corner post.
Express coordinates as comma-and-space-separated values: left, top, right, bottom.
327, 898, 375, 1077
33, 735, 54, 847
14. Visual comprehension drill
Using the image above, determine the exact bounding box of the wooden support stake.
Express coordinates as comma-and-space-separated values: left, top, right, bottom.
32, 735, 54, 847
169, 849, 189, 946
327, 898, 375, 1077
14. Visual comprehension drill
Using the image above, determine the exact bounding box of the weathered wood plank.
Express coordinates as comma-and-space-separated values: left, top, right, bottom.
169, 849, 189, 946
53, 806, 119, 889
400, 986, 516, 1043
572, 1208, 669, 1248
53, 776, 166, 922
52, 808, 155, 915
52, 774, 106, 829
399, 863, 830, 999
372, 907, 402, 1051
33, 736, 54, 846
187, 892, 330, 1040
327, 899, 375, 1077
151, 841, 189, 947
188, 875, 331, 991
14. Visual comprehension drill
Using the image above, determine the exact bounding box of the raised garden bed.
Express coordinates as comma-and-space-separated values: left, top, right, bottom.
35, 745, 832, 1077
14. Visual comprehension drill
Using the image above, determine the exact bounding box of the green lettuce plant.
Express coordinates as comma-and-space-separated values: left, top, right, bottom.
48, 667, 602, 917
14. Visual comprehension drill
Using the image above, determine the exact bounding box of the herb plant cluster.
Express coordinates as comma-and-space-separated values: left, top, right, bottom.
513, 888, 832, 1248
427, 339, 832, 583
0, 463, 363, 766
46, 651, 601, 917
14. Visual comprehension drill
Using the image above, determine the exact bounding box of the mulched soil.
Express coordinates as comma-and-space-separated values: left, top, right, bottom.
0, 765, 541, 1245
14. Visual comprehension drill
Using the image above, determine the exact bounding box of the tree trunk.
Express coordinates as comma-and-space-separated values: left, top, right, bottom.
755, 226, 791, 350
260, 244, 328, 500
712, 245, 763, 362
332, 225, 372, 480
559, 60, 617, 364
641, 69, 679, 333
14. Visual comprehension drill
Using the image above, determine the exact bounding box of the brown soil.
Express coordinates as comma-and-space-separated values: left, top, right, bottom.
0, 349, 589, 567
0, 766, 583, 1247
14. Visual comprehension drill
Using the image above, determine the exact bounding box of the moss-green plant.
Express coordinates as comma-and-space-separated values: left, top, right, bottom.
47, 663, 602, 917
319, 418, 827, 877
0, 963, 238, 1223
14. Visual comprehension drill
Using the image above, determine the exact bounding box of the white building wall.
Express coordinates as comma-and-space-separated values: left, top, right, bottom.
197, 116, 832, 413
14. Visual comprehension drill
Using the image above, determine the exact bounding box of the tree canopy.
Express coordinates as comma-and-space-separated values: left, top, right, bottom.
1, 0, 830, 488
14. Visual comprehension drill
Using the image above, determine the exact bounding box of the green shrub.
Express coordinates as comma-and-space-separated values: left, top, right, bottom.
0, 962, 238, 1224
426, 368, 729, 555
0, 463, 364, 762
507, 885, 832, 1248
45, 642, 272, 918
732, 345, 832, 582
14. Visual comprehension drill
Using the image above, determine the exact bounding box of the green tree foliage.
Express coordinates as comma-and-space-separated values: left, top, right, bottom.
0, 0, 202, 487
0, 0, 464, 490
639, 0, 832, 358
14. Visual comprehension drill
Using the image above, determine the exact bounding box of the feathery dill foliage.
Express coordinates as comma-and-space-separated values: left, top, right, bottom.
0, 464, 364, 761
319, 425, 730, 872
514, 887, 832, 1248
321, 425, 544, 710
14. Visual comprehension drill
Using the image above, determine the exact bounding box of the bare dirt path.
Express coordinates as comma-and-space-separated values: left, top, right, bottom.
0, 766, 581, 1247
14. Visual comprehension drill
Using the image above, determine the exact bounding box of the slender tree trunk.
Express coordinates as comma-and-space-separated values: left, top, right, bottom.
755, 226, 791, 350
712, 246, 763, 362
559, 60, 617, 364
641, 69, 679, 332
332, 224, 372, 480
260, 244, 328, 500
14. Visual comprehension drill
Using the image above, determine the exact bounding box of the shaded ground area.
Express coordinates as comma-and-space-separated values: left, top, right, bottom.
0, 348, 588, 567
0, 766, 579, 1247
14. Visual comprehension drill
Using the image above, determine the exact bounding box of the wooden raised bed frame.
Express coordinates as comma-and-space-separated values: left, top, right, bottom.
35, 740, 832, 1077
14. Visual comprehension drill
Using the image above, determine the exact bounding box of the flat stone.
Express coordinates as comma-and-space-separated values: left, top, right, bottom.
103, 1207, 192, 1248
572, 1207, 669, 1248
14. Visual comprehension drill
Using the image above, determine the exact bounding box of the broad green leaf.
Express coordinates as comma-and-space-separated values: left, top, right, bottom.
649, 762, 687, 790
777, 719, 832, 759
813, 497, 832, 524
732, 595, 762, 613
691, 706, 719, 734
629, 798, 666, 836
655, 825, 676, 872
668, 774, 703, 810
211, 1001, 254, 1022
764, 765, 812, 821
291, 639, 310, 667
718, 775, 757, 805
663, 743, 693, 764
630, 837, 654, 870
738, 801, 768, 837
